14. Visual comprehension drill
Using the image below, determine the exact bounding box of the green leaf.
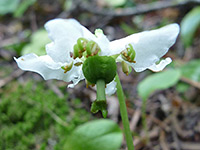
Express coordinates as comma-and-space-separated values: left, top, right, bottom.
64, 119, 123, 150
181, 6, 200, 47
180, 59, 200, 82
14, 0, 36, 17
22, 29, 50, 56
0, 0, 20, 15
104, 0, 126, 7
138, 69, 181, 100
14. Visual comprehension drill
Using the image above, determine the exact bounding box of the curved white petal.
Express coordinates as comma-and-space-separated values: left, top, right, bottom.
45, 19, 93, 63
148, 57, 172, 72
45, 19, 83, 63
105, 80, 117, 96
112, 24, 179, 72
14, 53, 82, 83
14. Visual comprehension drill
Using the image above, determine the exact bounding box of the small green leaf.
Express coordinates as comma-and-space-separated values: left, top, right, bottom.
180, 59, 200, 82
104, 0, 126, 7
0, 0, 20, 15
181, 6, 200, 47
22, 29, 50, 56
64, 119, 123, 150
138, 69, 181, 100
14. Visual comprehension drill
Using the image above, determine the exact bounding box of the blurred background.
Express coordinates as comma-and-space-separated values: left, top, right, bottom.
0, 0, 200, 150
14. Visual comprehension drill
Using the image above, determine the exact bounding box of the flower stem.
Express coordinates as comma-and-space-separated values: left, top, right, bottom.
96, 79, 106, 101
91, 79, 107, 118
115, 74, 134, 150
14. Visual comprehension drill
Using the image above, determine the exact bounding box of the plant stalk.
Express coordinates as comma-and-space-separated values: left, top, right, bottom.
96, 79, 106, 101
115, 74, 134, 150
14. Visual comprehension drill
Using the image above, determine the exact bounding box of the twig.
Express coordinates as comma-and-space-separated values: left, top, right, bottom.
80, 0, 200, 17
130, 108, 141, 131
159, 130, 169, 150
134, 127, 160, 150
180, 77, 200, 90
171, 112, 193, 138
0, 69, 25, 88
171, 142, 200, 150
148, 114, 171, 132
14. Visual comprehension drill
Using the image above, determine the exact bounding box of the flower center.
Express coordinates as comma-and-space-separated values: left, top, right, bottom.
61, 38, 101, 74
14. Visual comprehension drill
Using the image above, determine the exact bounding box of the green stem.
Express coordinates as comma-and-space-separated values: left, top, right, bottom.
96, 79, 106, 101
115, 74, 134, 150
91, 79, 108, 118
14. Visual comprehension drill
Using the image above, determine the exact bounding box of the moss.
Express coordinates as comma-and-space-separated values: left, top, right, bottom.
0, 80, 92, 149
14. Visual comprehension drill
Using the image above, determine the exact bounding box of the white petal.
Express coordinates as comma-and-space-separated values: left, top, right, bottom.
148, 57, 172, 72
105, 80, 117, 95
112, 24, 179, 72
94, 32, 110, 56
14, 53, 82, 83
77, 25, 110, 56
68, 72, 85, 88
45, 19, 86, 63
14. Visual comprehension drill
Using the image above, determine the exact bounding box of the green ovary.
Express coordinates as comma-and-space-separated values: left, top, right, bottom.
82, 55, 117, 84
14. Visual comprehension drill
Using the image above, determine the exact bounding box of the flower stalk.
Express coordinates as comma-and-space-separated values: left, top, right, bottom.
96, 79, 106, 101
115, 74, 134, 150
91, 79, 108, 118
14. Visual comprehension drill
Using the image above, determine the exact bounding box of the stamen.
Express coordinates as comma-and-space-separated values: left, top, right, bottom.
86, 40, 100, 57
86, 41, 93, 56
73, 44, 80, 59
72, 38, 101, 59
61, 62, 73, 73
77, 38, 88, 52
122, 61, 129, 76
121, 44, 136, 63
74, 62, 83, 66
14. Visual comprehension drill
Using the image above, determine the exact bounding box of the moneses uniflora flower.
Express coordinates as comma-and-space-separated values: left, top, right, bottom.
15, 18, 180, 95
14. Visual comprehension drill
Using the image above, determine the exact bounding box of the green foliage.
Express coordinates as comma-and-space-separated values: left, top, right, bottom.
176, 59, 200, 93
14, 0, 36, 17
63, 119, 123, 150
0, 81, 91, 150
0, 0, 20, 15
181, 6, 200, 47
22, 29, 50, 56
180, 59, 200, 82
104, 0, 126, 7
138, 69, 181, 100
0, 0, 36, 16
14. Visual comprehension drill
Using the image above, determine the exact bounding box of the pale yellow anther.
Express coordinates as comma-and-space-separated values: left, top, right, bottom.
122, 61, 129, 76
61, 62, 73, 73
121, 44, 136, 63
74, 62, 83, 66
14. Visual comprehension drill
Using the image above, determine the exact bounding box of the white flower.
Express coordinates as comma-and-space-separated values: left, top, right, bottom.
14, 18, 179, 95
